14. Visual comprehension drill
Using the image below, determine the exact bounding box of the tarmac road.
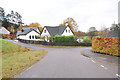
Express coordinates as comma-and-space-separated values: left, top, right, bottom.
5, 39, 119, 78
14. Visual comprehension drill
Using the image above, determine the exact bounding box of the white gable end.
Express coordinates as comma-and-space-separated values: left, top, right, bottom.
62, 26, 74, 36
41, 27, 50, 37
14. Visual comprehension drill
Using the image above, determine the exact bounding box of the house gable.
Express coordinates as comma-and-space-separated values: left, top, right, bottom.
41, 27, 51, 37
18, 29, 40, 40
62, 26, 74, 36
41, 26, 74, 37
17, 27, 40, 37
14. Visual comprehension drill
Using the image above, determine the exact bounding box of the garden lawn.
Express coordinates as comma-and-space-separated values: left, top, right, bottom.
1, 39, 48, 78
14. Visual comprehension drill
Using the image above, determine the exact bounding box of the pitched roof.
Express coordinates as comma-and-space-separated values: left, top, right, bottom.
16, 27, 40, 36
0, 26, 10, 34
106, 31, 120, 37
22, 27, 38, 31
44, 26, 67, 36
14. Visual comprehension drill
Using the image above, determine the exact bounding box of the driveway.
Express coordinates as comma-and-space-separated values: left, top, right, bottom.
5, 39, 119, 78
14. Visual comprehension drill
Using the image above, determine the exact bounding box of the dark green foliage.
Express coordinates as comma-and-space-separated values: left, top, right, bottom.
49, 36, 53, 42
83, 39, 91, 43
35, 35, 40, 39
53, 35, 75, 42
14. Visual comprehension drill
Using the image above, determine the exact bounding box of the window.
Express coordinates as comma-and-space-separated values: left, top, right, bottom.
66, 29, 67, 33
69, 30, 70, 33
29, 35, 31, 39
32, 35, 34, 39
44, 30, 46, 33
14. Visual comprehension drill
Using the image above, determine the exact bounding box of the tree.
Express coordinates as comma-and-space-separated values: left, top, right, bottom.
59, 17, 79, 32
76, 31, 87, 37
6, 10, 22, 25
87, 27, 97, 39
10, 26, 15, 33
110, 24, 120, 32
101, 28, 109, 37
39, 27, 43, 32
15, 12, 22, 25
2, 18, 9, 29
29, 23, 43, 32
0, 7, 5, 21
88, 27, 96, 32
29, 23, 41, 27
17, 24, 23, 31
99, 26, 109, 37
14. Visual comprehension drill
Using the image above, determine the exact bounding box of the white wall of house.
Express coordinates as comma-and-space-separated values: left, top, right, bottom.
41, 27, 50, 37
0, 27, 10, 34
19, 30, 40, 41
62, 26, 74, 36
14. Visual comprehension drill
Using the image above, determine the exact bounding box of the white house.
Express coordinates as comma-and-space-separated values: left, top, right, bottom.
16, 27, 41, 41
0, 26, 10, 34
41, 25, 74, 38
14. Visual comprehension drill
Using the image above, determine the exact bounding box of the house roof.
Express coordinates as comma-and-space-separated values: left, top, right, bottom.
22, 27, 39, 31
44, 26, 68, 36
106, 31, 120, 37
16, 27, 40, 36
0, 26, 10, 34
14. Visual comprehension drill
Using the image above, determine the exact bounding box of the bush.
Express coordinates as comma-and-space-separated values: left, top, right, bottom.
53, 35, 75, 42
35, 35, 40, 39
83, 39, 91, 43
49, 36, 53, 42
92, 37, 120, 56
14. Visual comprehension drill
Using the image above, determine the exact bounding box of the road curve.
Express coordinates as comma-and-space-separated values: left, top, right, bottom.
5, 39, 119, 78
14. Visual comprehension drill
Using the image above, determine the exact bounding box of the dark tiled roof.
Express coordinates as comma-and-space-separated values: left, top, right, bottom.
106, 31, 120, 37
44, 26, 67, 36
22, 27, 38, 31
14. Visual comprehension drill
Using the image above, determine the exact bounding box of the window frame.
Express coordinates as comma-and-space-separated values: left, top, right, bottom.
29, 35, 31, 39
32, 35, 34, 39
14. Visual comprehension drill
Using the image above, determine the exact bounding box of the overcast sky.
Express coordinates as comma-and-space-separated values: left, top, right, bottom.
0, 0, 119, 32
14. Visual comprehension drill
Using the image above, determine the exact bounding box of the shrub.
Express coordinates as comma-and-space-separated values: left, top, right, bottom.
92, 37, 120, 56
83, 39, 91, 43
35, 35, 40, 39
53, 35, 75, 42
49, 36, 53, 42
40, 36, 45, 41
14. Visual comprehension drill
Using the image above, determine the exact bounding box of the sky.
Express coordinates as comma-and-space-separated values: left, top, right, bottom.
0, 0, 119, 32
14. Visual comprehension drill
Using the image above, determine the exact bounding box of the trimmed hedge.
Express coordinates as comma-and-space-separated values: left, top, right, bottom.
92, 37, 120, 56
53, 35, 75, 42
18, 39, 91, 46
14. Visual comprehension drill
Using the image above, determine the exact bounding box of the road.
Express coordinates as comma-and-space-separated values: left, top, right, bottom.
6, 39, 119, 78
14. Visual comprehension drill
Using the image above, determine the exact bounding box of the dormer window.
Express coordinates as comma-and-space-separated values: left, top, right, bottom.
21, 29, 24, 32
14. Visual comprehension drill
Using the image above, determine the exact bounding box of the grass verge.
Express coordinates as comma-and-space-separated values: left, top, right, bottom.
1, 39, 48, 78
2, 50, 47, 78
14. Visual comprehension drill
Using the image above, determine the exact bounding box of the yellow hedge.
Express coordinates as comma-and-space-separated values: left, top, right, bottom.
92, 37, 120, 56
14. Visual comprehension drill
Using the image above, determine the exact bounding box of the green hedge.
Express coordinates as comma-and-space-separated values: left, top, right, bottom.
53, 35, 75, 42
92, 37, 120, 56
